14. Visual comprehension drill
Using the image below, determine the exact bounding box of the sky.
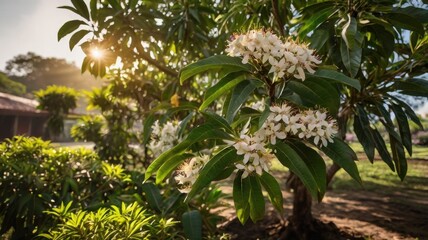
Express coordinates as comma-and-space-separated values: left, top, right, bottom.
0, 0, 85, 70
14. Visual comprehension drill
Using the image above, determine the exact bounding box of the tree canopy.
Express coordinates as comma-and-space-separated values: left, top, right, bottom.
4, 52, 102, 93
0, 72, 26, 96
58, 0, 428, 238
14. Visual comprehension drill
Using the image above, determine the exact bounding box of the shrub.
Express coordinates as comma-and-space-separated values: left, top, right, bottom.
34, 85, 78, 135
0, 136, 131, 239
70, 115, 104, 143
71, 113, 142, 165
40, 202, 179, 240
0, 137, 227, 239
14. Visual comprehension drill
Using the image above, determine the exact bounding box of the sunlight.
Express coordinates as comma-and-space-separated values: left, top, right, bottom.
90, 48, 104, 60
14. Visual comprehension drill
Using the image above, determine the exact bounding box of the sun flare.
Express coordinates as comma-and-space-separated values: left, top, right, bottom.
90, 48, 104, 59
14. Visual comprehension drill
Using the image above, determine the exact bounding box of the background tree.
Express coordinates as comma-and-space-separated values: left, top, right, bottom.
59, 0, 428, 239
0, 72, 26, 96
4, 52, 102, 93
35, 85, 78, 137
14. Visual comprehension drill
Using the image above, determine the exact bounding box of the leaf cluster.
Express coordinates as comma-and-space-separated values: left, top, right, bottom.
40, 202, 178, 240
0, 137, 134, 239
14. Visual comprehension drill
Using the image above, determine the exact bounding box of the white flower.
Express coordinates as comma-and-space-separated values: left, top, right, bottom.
225, 130, 272, 178
224, 103, 337, 178
175, 155, 209, 193
248, 99, 265, 111
149, 120, 181, 157
226, 29, 321, 81
270, 104, 293, 124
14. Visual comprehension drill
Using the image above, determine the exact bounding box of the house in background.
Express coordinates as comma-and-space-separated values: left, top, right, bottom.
0, 92, 48, 141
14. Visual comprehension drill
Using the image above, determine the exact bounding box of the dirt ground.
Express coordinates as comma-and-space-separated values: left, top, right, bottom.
218, 174, 428, 239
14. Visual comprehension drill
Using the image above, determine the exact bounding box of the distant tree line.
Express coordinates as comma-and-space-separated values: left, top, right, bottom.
2, 52, 102, 96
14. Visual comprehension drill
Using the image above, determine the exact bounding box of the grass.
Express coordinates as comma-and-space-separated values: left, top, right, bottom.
331, 159, 428, 192
348, 142, 428, 161
270, 141, 428, 193
333, 142, 428, 192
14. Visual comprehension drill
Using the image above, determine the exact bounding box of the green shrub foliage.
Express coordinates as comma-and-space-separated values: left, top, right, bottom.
0, 137, 131, 239
40, 202, 179, 240
0, 136, 226, 239
35, 85, 79, 135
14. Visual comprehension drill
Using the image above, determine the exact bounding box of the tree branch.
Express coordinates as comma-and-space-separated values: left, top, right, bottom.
130, 32, 179, 77
271, 0, 285, 37
326, 163, 341, 186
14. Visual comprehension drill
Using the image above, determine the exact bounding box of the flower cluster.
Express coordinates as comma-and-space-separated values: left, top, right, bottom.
174, 155, 209, 193
226, 103, 337, 178
227, 133, 273, 179
226, 29, 321, 80
149, 120, 180, 157
265, 104, 338, 147
248, 99, 265, 112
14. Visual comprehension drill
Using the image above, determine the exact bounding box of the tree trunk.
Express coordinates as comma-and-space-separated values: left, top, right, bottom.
280, 173, 317, 240
280, 163, 344, 239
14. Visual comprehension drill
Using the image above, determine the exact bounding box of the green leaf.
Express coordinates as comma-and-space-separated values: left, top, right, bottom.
340, 39, 362, 78
389, 96, 423, 129
233, 172, 250, 224
310, 28, 330, 50
145, 124, 231, 180
179, 55, 251, 84
320, 137, 361, 184
186, 147, 240, 200
260, 172, 283, 213
178, 112, 195, 138
395, 78, 428, 97
141, 183, 163, 212
81, 56, 90, 74
391, 104, 412, 155
200, 72, 247, 111
69, 30, 90, 51
287, 140, 327, 201
341, 15, 358, 49
201, 111, 234, 134
274, 141, 319, 199
58, 20, 87, 41
298, 7, 336, 38
71, 0, 90, 20
376, 103, 402, 143
90, 0, 98, 20
354, 106, 375, 162
370, 128, 394, 171
156, 153, 194, 184
308, 69, 361, 91
258, 104, 270, 129
182, 210, 202, 240
226, 80, 260, 123
354, 118, 374, 162
386, 12, 424, 35
248, 176, 265, 222
142, 113, 156, 145
286, 79, 339, 115
390, 137, 407, 181
393, 6, 428, 23
58, 6, 81, 17
107, 0, 123, 10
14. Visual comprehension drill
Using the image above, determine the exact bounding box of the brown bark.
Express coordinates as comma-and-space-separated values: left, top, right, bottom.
280, 165, 343, 240
280, 173, 316, 240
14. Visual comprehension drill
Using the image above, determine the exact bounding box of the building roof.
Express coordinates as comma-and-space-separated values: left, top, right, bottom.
0, 92, 47, 116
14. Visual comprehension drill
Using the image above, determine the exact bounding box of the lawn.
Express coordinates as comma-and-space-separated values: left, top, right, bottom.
332, 142, 428, 192
270, 141, 428, 192
267, 141, 428, 239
